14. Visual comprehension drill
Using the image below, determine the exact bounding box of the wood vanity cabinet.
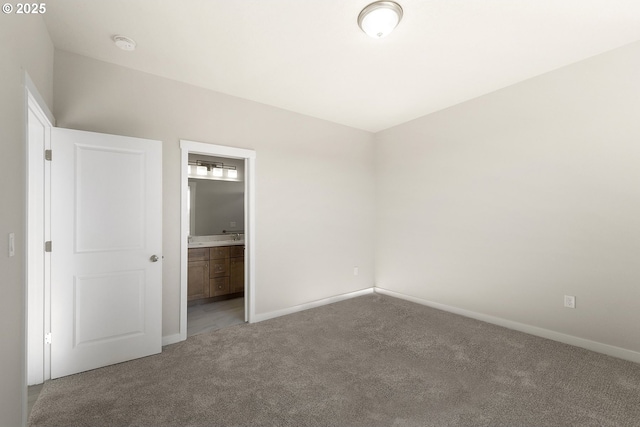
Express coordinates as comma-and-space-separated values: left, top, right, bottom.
188, 245, 244, 303
229, 246, 245, 294
187, 248, 210, 301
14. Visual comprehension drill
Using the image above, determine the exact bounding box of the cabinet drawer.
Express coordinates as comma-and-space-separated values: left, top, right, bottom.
229, 245, 244, 257
209, 246, 229, 260
188, 248, 209, 262
209, 258, 229, 278
210, 277, 230, 297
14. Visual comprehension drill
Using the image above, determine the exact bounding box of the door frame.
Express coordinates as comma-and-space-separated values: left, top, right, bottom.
25, 72, 54, 388
179, 140, 256, 342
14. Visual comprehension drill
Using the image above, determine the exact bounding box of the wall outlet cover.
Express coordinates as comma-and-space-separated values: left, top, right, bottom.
564, 295, 576, 309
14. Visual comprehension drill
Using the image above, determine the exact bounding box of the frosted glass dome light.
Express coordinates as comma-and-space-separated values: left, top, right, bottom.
358, 1, 403, 39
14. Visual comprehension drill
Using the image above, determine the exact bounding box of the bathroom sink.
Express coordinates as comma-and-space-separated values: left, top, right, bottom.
188, 239, 244, 248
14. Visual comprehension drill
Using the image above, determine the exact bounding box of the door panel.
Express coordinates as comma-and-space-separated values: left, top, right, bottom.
74, 271, 145, 346
74, 145, 145, 252
51, 128, 162, 379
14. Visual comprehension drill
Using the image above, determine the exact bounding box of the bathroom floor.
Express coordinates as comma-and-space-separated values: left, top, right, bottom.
187, 297, 245, 337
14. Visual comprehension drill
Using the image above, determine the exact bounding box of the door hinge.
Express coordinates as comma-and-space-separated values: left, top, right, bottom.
45, 332, 52, 345
45, 149, 52, 161
44, 241, 52, 252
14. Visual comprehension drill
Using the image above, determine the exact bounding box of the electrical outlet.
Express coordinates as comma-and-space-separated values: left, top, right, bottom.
564, 295, 576, 309
230, 221, 236, 227
353, 267, 359, 276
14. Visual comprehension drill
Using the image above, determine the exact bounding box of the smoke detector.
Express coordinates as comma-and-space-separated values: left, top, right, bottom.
113, 35, 136, 51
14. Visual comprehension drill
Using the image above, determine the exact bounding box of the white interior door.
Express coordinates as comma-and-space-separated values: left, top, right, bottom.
50, 128, 162, 379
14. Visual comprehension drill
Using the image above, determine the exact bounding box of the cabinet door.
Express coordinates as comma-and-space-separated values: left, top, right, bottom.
229, 257, 244, 293
188, 261, 209, 301
210, 277, 230, 297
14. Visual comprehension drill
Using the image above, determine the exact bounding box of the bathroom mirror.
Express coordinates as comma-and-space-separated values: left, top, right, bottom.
188, 155, 244, 236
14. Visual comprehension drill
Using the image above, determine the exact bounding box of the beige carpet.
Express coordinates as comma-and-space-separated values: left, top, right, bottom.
29, 294, 640, 426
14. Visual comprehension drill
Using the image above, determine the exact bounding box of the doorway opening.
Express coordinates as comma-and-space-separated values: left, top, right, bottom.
179, 140, 256, 343
187, 154, 245, 336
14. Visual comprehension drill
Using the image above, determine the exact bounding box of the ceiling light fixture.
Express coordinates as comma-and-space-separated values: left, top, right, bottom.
358, 1, 403, 39
113, 35, 137, 51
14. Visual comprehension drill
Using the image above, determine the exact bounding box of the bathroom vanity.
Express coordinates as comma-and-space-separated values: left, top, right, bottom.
187, 240, 245, 304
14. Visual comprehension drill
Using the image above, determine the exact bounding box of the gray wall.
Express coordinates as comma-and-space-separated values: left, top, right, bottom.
375, 41, 640, 354
53, 50, 376, 338
0, 14, 53, 427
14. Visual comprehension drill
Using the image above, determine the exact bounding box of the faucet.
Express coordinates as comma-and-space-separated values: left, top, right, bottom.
234, 233, 240, 241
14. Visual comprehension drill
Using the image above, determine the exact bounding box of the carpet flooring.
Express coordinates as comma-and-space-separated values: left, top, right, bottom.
29, 294, 640, 426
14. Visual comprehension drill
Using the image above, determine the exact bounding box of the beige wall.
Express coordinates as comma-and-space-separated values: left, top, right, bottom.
0, 14, 53, 427
53, 50, 376, 338
375, 41, 640, 354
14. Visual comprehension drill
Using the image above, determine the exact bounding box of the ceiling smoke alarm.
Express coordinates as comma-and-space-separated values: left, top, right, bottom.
113, 35, 136, 51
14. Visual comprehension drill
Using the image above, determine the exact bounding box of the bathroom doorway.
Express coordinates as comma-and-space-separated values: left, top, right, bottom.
179, 140, 256, 342
187, 154, 245, 336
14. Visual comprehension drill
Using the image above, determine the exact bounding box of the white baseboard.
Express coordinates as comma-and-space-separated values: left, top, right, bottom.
162, 333, 183, 347
251, 287, 375, 323
374, 287, 640, 365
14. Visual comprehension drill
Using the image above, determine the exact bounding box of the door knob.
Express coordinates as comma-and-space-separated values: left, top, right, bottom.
150, 255, 159, 262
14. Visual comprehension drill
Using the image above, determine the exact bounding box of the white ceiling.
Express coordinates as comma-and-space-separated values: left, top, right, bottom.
43, 0, 640, 132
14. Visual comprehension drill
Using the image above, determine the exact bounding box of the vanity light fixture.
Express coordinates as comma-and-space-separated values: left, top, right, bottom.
188, 160, 239, 180
357, 1, 403, 39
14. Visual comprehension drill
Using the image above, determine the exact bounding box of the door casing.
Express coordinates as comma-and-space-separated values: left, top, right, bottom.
25, 73, 54, 388
177, 140, 256, 345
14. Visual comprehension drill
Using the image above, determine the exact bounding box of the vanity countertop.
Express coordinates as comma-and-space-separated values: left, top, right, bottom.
188, 240, 244, 249
188, 235, 245, 249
